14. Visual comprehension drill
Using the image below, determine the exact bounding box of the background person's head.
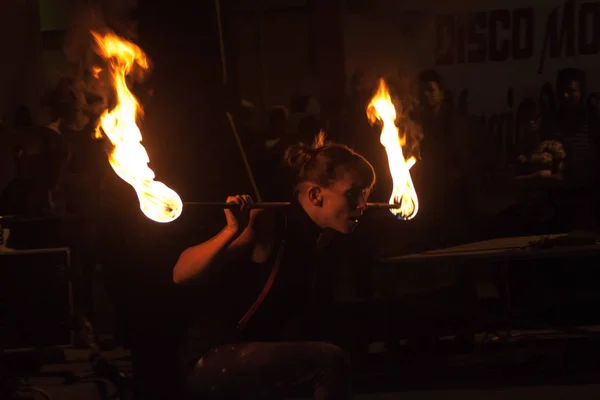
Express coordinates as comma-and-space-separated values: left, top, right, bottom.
418, 69, 445, 109
516, 97, 542, 133
297, 115, 321, 144
284, 132, 376, 234
267, 106, 288, 140
556, 68, 586, 112
41, 78, 77, 128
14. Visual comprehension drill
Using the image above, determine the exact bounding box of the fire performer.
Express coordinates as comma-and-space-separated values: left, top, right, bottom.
173, 132, 375, 399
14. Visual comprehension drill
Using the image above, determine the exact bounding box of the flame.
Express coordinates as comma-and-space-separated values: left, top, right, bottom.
92, 66, 102, 79
91, 31, 182, 223
367, 78, 419, 220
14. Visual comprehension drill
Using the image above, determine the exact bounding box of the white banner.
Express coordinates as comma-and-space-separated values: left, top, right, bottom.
344, 0, 600, 117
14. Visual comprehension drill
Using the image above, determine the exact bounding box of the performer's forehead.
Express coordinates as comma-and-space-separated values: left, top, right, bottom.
334, 167, 371, 190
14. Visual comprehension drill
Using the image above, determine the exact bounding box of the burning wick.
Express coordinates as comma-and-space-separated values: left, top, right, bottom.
91, 31, 183, 223
367, 78, 419, 220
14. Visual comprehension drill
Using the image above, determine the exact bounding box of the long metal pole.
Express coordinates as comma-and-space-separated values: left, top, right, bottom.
183, 201, 399, 209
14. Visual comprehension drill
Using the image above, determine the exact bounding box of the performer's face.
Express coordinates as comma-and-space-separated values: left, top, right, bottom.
319, 171, 369, 234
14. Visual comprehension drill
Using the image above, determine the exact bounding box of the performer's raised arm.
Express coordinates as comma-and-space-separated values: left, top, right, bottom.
173, 195, 275, 285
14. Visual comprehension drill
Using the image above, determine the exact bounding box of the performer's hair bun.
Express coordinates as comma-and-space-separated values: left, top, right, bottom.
284, 130, 326, 174
284, 131, 376, 190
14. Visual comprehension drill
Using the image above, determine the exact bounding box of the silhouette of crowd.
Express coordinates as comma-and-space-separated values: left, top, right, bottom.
1, 67, 599, 251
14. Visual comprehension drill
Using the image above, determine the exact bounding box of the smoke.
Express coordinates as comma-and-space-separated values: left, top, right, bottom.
63, 4, 106, 68
51, 3, 141, 133
355, 67, 423, 161
392, 74, 423, 162
381, 73, 423, 162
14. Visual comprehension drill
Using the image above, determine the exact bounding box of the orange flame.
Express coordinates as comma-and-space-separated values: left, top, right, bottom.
92, 66, 102, 79
91, 31, 182, 223
367, 78, 418, 220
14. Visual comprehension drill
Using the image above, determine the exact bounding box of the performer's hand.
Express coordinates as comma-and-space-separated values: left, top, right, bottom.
224, 194, 253, 234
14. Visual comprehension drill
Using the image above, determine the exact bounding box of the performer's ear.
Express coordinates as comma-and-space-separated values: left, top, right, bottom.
308, 185, 323, 207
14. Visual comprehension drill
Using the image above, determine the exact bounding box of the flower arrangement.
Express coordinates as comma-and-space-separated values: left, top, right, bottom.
527, 140, 566, 174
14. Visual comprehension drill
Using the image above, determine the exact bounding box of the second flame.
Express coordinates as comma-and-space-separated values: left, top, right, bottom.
367, 78, 419, 220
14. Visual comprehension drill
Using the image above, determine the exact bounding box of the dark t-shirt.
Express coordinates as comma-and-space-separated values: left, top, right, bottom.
177, 202, 338, 377
554, 111, 600, 189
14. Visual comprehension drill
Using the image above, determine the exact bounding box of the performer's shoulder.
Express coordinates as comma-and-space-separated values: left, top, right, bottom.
250, 208, 278, 236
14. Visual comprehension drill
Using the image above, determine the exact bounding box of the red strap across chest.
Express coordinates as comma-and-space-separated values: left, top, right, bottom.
237, 240, 286, 330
